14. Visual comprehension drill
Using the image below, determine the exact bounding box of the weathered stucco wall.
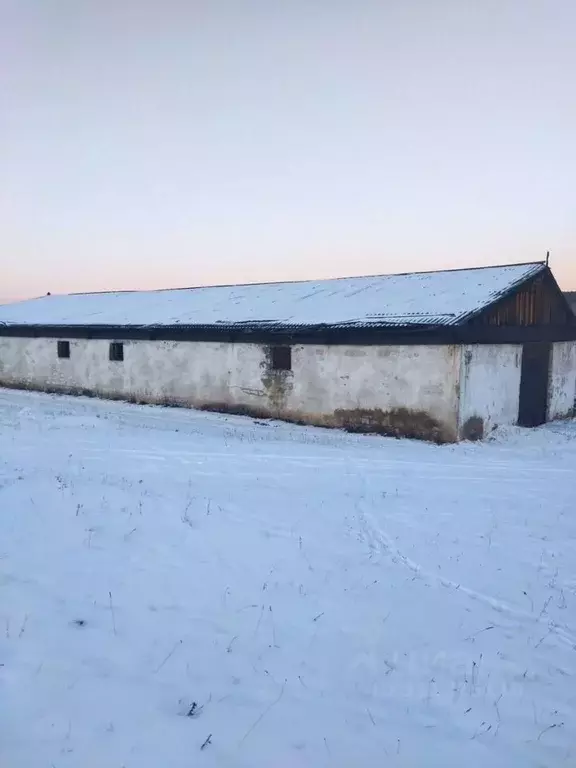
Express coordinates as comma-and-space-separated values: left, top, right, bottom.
458, 344, 522, 440
0, 337, 462, 442
0, 338, 264, 410
548, 341, 576, 420
283, 344, 461, 441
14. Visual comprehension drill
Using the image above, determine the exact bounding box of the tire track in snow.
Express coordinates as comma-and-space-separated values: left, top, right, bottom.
357, 505, 576, 651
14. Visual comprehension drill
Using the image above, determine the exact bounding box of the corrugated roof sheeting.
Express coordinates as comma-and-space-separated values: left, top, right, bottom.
0, 262, 546, 330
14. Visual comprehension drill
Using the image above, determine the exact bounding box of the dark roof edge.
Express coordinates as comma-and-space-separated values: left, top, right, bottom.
1, 322, 575, 345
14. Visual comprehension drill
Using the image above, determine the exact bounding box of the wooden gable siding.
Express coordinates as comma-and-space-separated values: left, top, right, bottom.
469, 271, 573, 328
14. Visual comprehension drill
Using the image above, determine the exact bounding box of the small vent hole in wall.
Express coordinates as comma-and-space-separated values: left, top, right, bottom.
270, 345, 292, 371
57, 341, 70, 359
109, 342, 124, 362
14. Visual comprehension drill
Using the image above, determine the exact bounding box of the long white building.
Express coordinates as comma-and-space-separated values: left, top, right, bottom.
0, 261, 575, 442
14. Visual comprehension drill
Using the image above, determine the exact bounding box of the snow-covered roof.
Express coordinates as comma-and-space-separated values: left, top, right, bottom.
0, 262, 547, 330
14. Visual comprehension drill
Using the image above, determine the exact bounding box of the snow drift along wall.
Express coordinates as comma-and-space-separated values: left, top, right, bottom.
0, 338, 461, 442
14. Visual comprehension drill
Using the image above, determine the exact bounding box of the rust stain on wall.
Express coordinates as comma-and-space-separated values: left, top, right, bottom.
333, 407, 454, 443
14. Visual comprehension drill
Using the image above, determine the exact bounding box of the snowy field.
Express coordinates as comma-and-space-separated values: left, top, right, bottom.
1, 389, 576, 768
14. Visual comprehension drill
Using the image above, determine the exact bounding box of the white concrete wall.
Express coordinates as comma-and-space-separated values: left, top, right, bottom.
548, 341, 576, 420
285, 343, 462, 440
458, 344, 522, 439
0, 337, 462, 441
0, 338, 265, 409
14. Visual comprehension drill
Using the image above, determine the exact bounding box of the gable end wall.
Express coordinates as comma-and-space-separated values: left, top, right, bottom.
469, 271, 572, 328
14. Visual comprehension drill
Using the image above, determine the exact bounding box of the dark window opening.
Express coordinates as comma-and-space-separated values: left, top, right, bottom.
270, 345, 292, 371
109, 342, 124, 362
57, 340, 70, 359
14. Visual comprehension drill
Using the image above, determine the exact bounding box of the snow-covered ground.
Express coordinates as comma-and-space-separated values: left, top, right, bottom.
1, 389, 575, 768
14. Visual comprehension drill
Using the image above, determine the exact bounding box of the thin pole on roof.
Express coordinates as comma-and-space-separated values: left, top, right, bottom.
546, 250, 550, 266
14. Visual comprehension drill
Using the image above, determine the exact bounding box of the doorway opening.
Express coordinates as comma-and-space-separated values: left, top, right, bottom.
518, 342, 551, 427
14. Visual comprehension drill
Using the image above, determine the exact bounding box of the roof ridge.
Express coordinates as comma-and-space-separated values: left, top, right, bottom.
61, 261, 546, 298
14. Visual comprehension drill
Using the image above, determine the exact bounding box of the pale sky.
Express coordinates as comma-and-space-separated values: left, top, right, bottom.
1, 0, 575, 301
